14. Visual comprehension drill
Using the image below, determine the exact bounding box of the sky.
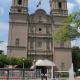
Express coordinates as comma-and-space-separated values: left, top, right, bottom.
0, 0, 80, 54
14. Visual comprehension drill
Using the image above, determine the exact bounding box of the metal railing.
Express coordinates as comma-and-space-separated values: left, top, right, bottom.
0, 68, 70, 80
0, 68, 38, 80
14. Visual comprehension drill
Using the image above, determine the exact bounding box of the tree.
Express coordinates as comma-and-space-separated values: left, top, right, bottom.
0, 54, 7, 68
0, 50, 4, 54
0, 56, 32, 68
54, 11, 80, 43
16, 57, 32, 68
6, 57, 18, 65
72, 47, 80, 72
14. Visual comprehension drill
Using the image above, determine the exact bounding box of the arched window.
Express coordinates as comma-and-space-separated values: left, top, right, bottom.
36, 40, 42, 48
15, 38, 20, 46
17, 0, 22, 5
58, 2, 62, 9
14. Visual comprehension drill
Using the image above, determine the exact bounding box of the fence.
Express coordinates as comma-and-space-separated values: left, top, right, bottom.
0, 68, 71, 80
0, 68, 38, 80
0, 68, 52, 80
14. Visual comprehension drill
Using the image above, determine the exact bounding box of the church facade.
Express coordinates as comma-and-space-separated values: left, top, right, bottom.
7, 0, 72, 70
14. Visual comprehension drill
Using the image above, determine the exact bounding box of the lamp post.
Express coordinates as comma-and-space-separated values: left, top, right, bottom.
23, 58, 25, 69
22, 58, 25, 80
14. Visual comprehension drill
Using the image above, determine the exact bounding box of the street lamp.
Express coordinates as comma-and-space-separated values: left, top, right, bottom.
22, 58, 25, 80
23, 58, 25, 69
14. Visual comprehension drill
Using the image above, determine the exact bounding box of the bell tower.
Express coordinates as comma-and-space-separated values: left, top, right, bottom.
50, 0, 72, 70
50, 0, 68, 16
11, 0, 28, 14
7, 0, 28, 57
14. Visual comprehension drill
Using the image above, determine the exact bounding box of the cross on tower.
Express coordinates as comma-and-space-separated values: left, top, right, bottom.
36, 0, 42, 8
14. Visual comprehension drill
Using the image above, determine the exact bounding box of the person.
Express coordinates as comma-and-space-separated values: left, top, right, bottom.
41, 67, 47, 80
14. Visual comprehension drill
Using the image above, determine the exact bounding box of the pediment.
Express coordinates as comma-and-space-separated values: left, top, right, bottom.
30, 9, 51, 23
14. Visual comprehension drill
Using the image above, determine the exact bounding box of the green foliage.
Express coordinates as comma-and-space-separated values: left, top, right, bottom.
0, 54, 7, 68
54, 11, 80, 43
16, 57, 32, 68
0, 50, 4, 54
72, 47, 80, 72
0, 55, 32, 68
6, 57, 18, 65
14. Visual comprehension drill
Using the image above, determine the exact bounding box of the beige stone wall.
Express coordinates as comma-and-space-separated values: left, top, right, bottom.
54, 48, 72, 70
8, 14, 28, 58
8, 23, 27, 46
7, 48, 27, 58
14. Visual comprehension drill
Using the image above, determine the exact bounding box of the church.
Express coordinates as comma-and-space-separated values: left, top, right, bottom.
7, 0, 72, 71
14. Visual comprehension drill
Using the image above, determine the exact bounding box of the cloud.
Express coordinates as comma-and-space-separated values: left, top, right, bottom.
75, 0, 80, 5
67, 0, 80, 13
67, 2, 75, 13
0, 21, 8, 54
0, 42, 7, 54
71, 40, 76, 47
75, 0, 80, 10
0, 0, 12, 15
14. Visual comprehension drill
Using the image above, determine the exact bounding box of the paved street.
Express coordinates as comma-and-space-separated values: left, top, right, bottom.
0, 78, 80, 80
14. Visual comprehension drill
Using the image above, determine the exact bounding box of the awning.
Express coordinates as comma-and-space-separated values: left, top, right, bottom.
35, 59, 55, 67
